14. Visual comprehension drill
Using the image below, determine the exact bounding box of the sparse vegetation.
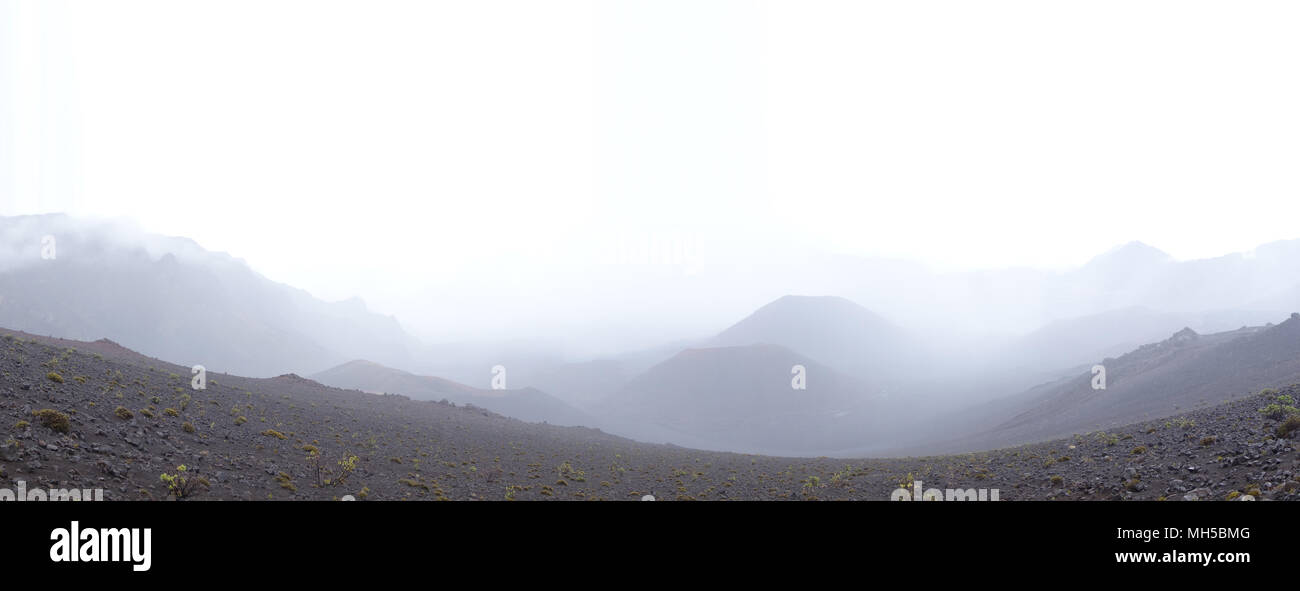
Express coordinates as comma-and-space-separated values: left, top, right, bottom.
1259, 403, 1299, 420
32, 409, 70, 433
1277, 415, 1300, 439
275, 471, 297, 492
159, 465, 206, 500
306, 448, 359, 487
1096, 432, 1119, 446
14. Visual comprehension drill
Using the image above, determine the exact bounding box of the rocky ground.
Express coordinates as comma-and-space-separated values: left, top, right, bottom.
1, 328, 1297, 501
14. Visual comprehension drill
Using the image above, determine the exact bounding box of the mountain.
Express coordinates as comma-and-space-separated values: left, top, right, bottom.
1082, 241, 1175, 271
310, 359, 594, 427
711, 295, 915, 381
1044, 239, 1300, 319
600, 344, 887, 454
0, 214, 420, 377
1250, 280, 1300, 314
998, 307, 1192, 375
812, 239, 1300, 339
517, 358, 635, 410
922, 313, 1300, 453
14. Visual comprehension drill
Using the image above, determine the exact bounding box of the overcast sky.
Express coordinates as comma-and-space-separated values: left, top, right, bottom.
3, 0, 1300, 344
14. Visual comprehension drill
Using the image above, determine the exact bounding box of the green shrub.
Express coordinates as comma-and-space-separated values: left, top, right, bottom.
182, 422, 196, 433
1259, 403, 1299, 420
1277, 415, 1300, 439
160, 465, 205, 500
1171, 417, 1196, 429
275, 472, 296, 491
163, 408, 180, 417
32, 409, 70, 433
46, 372, 64, 384
114, 406, 133, 420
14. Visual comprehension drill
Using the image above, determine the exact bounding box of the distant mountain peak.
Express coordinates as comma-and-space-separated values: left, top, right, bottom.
711, 295, 909, 380
1086, 241, 1174, 268
1169, 327, 1199, 343
1116, 240, 1166, 253
724, 294, 883, 326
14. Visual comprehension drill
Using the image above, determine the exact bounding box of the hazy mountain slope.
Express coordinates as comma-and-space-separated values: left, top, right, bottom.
601, 344, 886, 454
998, 307, 1191, 375
409, 340, 565, 390
509, 340, 695, 410
828, 238, 1300, 338
311, 359, 594, 427
518, 359, 634, 409
711, 295, 915, 381
1043, 239, 1300, 318
0, 214, 420, 377
925, 314, 1300, 452
1250, 280, 1300, 315
312, 360, 479, 398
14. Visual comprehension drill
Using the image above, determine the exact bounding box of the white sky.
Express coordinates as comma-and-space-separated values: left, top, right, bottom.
3, 0, 1300, 344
